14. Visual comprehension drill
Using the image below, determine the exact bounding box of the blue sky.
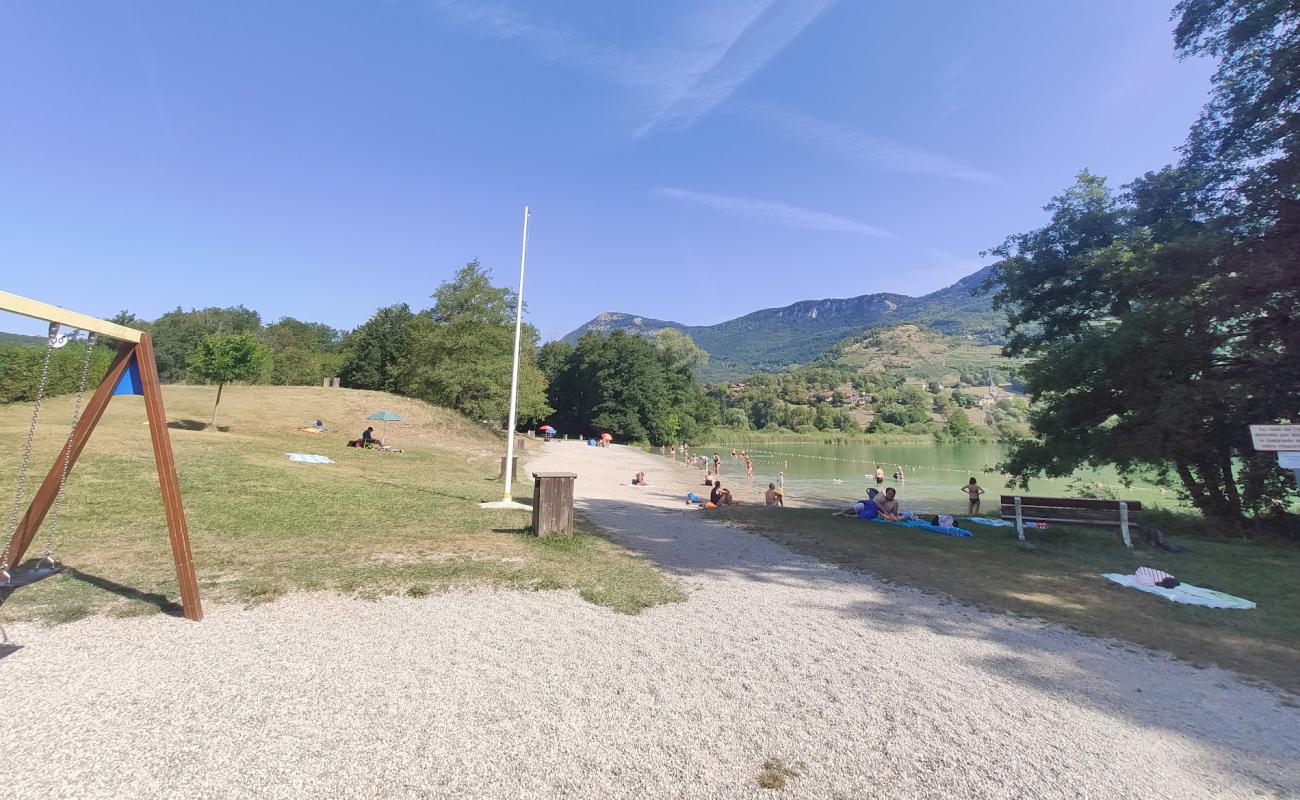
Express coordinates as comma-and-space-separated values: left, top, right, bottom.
0, 1, 1213, 342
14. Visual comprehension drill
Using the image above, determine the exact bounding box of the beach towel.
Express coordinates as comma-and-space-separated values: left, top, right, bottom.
286, 453, 334, 464
967, 516, 1014, 527
1102, 574, 1255, 609
874, 519, 972, 538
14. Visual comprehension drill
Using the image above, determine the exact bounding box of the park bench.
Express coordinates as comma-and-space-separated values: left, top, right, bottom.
1000, 495, 1143, 548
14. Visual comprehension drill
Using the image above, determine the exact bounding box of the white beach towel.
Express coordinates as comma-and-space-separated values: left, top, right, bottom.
1102, 573, 1255, 609
286, 453, 335, 464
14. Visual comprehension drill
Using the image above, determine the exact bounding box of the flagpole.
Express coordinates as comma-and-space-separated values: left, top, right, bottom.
500, 206, 530, 503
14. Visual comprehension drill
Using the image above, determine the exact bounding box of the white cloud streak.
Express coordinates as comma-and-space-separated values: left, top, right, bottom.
658, 187, 894, 238
738, 100, 998, 184
423, 0, 836, 136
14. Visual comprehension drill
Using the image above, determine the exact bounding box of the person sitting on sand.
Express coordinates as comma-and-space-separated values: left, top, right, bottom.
703, 472, 715, 486
709, 482, 733, 507
873, 487, 903, 521
765, 483, 783, 508
361, 426, 382, 447
961, 477, 985, 514
632, 471, 648, 486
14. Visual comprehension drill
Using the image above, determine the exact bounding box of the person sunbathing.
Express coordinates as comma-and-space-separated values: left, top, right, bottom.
631, 471, 648, 485
873, 487, 903, 521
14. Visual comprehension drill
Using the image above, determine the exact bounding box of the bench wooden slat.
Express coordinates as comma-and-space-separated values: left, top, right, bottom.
998, 496, 1142, 511
1000, 514, 1128, 526
999, 506, 1141, 524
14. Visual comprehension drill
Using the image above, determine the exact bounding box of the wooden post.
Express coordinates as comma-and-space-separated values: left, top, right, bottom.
1118, 501, 1132, 549
1014, 495, 1025, 542
531, 472, 576, 537
321, 378, 330, 387
500, 456, 518, 480
136, 335, 204, 621
2, 342, 135, 570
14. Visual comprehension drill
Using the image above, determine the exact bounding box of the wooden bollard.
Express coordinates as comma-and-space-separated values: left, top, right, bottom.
531, 472, 576, 536
500, 456, 518, 480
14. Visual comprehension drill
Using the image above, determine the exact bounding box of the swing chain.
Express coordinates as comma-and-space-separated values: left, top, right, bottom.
41, 331, 97, 567
0, 323, 60, 582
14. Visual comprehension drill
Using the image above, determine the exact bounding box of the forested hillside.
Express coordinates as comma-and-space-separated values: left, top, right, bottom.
564, 265, 1002, 379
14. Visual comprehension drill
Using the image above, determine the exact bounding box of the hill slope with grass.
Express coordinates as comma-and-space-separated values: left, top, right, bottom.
829, 324, 1026, 385
563, 266, 1005, 380
0, 385, 682, 622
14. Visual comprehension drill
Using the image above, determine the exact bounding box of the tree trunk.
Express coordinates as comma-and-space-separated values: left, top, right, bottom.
1174, 460, 1214, 515
210, 382, 224, 428
1220, 453, 1242, 511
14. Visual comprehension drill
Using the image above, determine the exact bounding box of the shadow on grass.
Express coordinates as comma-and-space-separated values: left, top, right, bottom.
63, 567, 185, 617
168, 419, 231, 432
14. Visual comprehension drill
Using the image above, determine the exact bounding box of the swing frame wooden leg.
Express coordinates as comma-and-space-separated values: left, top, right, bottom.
1, 335, 203, 621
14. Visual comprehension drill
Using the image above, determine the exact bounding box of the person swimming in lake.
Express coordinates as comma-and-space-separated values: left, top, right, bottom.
874, 465, 885, 485
961, 477, 986, 514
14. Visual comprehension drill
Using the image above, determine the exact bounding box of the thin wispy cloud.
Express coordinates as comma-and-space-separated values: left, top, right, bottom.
637, 0, 837, 137
423, 0, 836, 137
738, 100, 998, 184
657, 187, 894, 238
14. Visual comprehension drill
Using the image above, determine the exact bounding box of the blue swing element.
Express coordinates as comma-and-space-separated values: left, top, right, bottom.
113, 356, 143, 396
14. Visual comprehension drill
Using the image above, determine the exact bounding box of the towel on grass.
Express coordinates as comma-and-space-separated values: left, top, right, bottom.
1102, 573, 1255, 609
967, 516, 1014, 527
286, 453, 334, 464
875, 519, 972, 538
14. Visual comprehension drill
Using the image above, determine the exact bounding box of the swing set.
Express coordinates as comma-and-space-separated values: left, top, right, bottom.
0, 290, 202, 621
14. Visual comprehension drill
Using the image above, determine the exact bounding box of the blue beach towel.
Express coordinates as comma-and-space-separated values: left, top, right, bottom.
874, 519, 972, 538
967, 516, 1014, 527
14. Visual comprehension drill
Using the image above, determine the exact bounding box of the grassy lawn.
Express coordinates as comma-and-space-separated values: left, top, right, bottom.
729, 506, 1300, 694
0, 385, 683, 623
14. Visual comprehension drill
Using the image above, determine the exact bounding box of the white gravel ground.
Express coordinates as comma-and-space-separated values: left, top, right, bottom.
2, 441, 1297, 799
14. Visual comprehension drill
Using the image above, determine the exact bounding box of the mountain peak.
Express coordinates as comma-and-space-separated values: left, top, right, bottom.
562, 267, 1002, 380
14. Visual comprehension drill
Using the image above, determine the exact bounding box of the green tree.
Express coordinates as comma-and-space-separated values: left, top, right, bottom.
152, 306, 262, 381
187, 332, 270, 427
943, 409, 979, 441
338, 304, 415, 392
984, 169, 1296, 521
402, 262, 550, 426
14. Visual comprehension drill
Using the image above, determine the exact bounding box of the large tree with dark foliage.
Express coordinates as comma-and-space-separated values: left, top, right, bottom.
985, 0, 1299, 524
542, 330, 715, 445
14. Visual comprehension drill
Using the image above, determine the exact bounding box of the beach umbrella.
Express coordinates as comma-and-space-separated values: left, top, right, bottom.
367, 410, 402, 442
539, 424, 556, 432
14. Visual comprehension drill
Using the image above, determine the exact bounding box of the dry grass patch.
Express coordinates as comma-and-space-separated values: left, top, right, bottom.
0, 385, 682, 622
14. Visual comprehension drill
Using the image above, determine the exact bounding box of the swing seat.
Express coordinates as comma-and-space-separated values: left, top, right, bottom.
1, 560, 65, 589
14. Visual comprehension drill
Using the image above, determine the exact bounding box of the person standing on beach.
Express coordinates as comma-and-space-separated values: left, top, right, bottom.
713, 452, 721, 475
962, 477, 986, 514
744, 454, 754, 483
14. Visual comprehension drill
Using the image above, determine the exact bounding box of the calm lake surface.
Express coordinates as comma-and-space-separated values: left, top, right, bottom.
679, 441, 1180, 514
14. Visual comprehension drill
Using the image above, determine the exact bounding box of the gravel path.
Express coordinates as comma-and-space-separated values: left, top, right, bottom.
2, 442, 1296, 799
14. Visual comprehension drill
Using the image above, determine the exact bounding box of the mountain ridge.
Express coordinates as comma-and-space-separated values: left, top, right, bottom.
562, 266, 1003, 380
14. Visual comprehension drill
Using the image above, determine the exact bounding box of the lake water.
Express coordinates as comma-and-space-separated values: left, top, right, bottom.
676, 441, 1180, 514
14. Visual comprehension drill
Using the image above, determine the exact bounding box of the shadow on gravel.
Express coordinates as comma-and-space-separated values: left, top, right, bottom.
577, 495, 1299, 797
827, 592, 1300, 795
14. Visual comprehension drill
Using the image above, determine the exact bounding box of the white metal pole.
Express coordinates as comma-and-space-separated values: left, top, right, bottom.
501, 206, 530, 502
